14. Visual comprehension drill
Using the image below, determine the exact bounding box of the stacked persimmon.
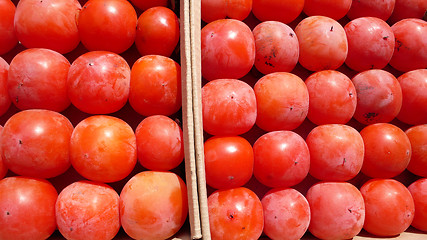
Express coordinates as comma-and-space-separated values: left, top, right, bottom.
199, 0, 426, 239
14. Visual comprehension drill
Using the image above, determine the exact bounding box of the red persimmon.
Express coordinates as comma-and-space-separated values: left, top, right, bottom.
0, 125, 6, 179
347, 0, 395, 21
129, 55, 181, 116
201, 0, 252, 23
70, 115, 137, 183
408, 178, 427, 231
0, 176, 58, 240
135, 7, 179, 57
252, 0, 304, 24
129, 0, 168, 11
208, 187, 264, 240
361, 179, 415, 237
67, 51, 131, 114
254, 72, 308, 131
405, 125, 427, 177
202, 79, 257, 136
1, 109, 73, 179
253, 131, 310, 188
78, 0, 137, 53
14, 0, 81, 54
252, 21, 299, 74
303, 0, 352, 20
0, 0, 17, 55
120, 171, 188, 240
295, 16, 348, 71
56, 181, 120, 240
201, 19, 255, 81
135, 115, 184, 171
8, 48, 71, 112
360, 123, 411, 178
389, 0, 427, 23
0, 57, 11, 116
204, 136, 253, 189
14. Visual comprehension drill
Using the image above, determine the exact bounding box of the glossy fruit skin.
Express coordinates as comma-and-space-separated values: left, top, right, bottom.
305, 70, 357, 125
208, 187, 264, 240
405, 125, 427, 177
204, 136, 253, 189
360, 123, 411, 179
261, 188, 310, 240
0, 176, 58, 240
389, 0, 427, 23
347, 0, 395, 21
295, 16, 348, 71
202, 79, 257, 136
56, 181, 120, 240
14, 0, 81, 54
352, 69, 402, 125
252, 0, 304, 24
408, 178, 427, 231
303, 0, 352, 20
201, 19, 255, 81
1, 110, 73, 179
120, 171, 188, 240
78, 0, 137, 53
8, 48, 71, 112
344, 17, 395, 71
396, 69, 427, 125
129, 0, 168, 11
252, 21, 299, 74
70, 115, 137, 183
67, 51, 131, 114
253, 131, 310, 188
135, 7, 180, 57
0, 0, 17, 55
361, 179, 415, 237
254, 72, 308, 131
0, 126, 6, 179
0, 57, 11, 116
306, 124, 364, 181
129, 55, 181, 116
201, 0, 252, 23
135, 115, 184, 171
389, 19, 427, 72
307, 182, 365, 240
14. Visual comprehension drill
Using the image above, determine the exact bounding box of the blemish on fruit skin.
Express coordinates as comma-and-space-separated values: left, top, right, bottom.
363, 112, 378, 121
383, 36, 389, 40
18, 140, 22, 145
330, 26, 334, 31
6, 211, 10, 215
15, 96, 19, 103
289, 33, 294, 37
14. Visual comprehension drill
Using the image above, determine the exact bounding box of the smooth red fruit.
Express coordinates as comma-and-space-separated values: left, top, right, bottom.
303, 0, 352, 20
253, 131, 310, 188
135, 7, 179, 57
344, 17, 395, 71
0, 176, 58, 240
252, 0, 304, 24
129, 0, 167, 11
70, 115, 137, 183
405, 125, 427, 177
396, 69, 427, 125
201, 0, 252, 23
0, 125, 6, 179
120, 171, 188, 240
389, 0, 427, 23
347, 0, 395, 21
56, 181, 120, 240
389, 19, 427, 72
78, 0, 137, 53
305, 70, 357, 125
295, 16, 348, 71
0, 57, 11, 116
208, 187, 264, 240
129, 55, 181, 116
360, 123, 411, 179
408, 178, 427, 231
0, 0, 17, 55
201, 19, 255, 81
361, 179, 415, 237
254, 72, 308, 131
14, 0, 81, 54
306, 124, 364, 181
1, 110, 73, 179
252, 21, 299, 74
135, 115, 184, 171
204, 136, 253, 189
307, 182, 365, 240
202, 79, 257, 136
262, 188, 310, 240
352, 69, 402, 125
8, 48, 71, 112
67, 51, 131, 114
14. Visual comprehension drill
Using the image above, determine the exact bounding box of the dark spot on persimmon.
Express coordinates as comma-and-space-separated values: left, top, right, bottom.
348, 209, 352, 213
89, 62, 94, 66
6, 211, 10, 215
19, 140, 22, 145
289, 32, 294, 37
363, 112, 378, 121
330, 26, 334, 31
383, 36, 389, 40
